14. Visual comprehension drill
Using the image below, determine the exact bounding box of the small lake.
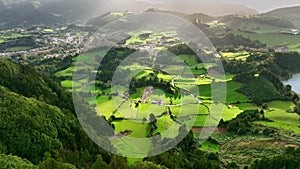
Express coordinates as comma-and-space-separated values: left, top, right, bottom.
282, 73, 300, 94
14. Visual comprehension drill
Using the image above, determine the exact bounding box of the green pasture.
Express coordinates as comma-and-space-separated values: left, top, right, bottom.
200, 140, 220, 152
255, 101, 300, 134
221, 51, 250, 61
5, 46, 33, 52
112, 120, 149, 138
73, 51, 106, 64
232, 30, 300, 52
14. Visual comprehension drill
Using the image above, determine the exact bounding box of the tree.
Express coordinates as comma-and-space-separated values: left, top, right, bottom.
0, 154, 38, 169
39, 158, 76, 169
92, 155, 109, 169
149, 113, 156, 122
262, 103, 268, 109
109, 155, 128, 169
130, 161, 167, 169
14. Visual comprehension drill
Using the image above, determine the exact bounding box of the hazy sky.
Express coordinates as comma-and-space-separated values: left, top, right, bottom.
140, 0, 300, 12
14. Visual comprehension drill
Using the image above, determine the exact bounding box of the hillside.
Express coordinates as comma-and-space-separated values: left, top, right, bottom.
0, 59, 73, 112
0, 0, 105, 27
219, 15, 296, 33
154, 1, 258, 16
264, 6, 300, 28
0, 84, 71, 164
0, 0, 259, 27
0, 1, 62, 27
0, 59, 113, 168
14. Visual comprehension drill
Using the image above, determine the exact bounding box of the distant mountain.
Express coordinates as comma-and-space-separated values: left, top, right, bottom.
0, 0, 106, 27
86, 11, 136, 27
102, 0, 258, 16
184, 13, 214, 23
0, 1, 61, 27
5, 0, 300, 30
264, 6, 300, 28
144, 8, 186, 17
153, 0, 258, 16
219, 15, 296, 33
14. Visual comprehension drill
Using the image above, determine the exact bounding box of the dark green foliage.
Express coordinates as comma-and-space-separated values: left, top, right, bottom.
0, 85, 65, 164
39, 158, 76, 169
146, 131, 221, 169
109, 155, 128, 169
92, 155, 109, 169
130, 161, 167, 169
211, 33, 266, 48
96, 47, 135, 83
0, 59, 74, 112
222, 110, 263, 135
129, 73, 180, 99
168, 43, 196, 55
0, 60, 112, 167
250, 147, 300, 169
237, 76, 283, 104
274, 52, 300, 71
33, 55, 75, 74
222, 59, 252, 74
148, 113, 158, 137
0, 154, 37, 169
0, 36, 37, 52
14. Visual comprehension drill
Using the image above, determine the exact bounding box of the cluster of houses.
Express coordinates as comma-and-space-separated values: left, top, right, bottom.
0, 27, 88, 60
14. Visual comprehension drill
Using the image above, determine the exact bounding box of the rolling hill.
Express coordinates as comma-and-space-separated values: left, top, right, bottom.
0, 0, 107, 27
153, 0, 258, 16
0, 0, 260, 27
264, 6, 300, 28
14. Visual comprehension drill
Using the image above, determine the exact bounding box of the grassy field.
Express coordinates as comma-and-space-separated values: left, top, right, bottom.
178, 54, 198, 66
5, 46, 33, 52
255, 101, 300, 134
112, 120, 149, 138
191, 103, 243, 127
229, 20, 290, 34
112, 137, 152, 158
0, 32, 30, 39
85, 85, 102, 94
221, 51, 250, 61
61, 80, 81, 89
232, 30, 300, 52
55, 67, 75, 77
96, 96, 126, 118
200, 140, 220, 152
236, 103, 259, 110
73, 51, 106, 64
198, 81, 249, 104
154, 116, 181, 139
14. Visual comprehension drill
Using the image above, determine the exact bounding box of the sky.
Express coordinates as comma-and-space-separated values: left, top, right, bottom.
140, 0, 300, 12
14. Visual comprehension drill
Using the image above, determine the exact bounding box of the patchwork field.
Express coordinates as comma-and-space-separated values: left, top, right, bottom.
54, 31, 300, 162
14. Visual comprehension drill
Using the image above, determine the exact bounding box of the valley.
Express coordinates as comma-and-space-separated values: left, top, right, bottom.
0, 1, 300, 169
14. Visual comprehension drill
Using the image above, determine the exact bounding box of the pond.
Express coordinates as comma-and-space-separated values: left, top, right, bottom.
282, 73, 300, 94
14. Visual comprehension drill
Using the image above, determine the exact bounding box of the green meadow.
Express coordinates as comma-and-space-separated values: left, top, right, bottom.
255, 101, 300, 134
5, 46, 33, 52
221, 51, 250, 61
232, 30, 300, 52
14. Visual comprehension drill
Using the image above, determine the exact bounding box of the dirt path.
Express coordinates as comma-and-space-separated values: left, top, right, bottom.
191, 127, 227, 133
